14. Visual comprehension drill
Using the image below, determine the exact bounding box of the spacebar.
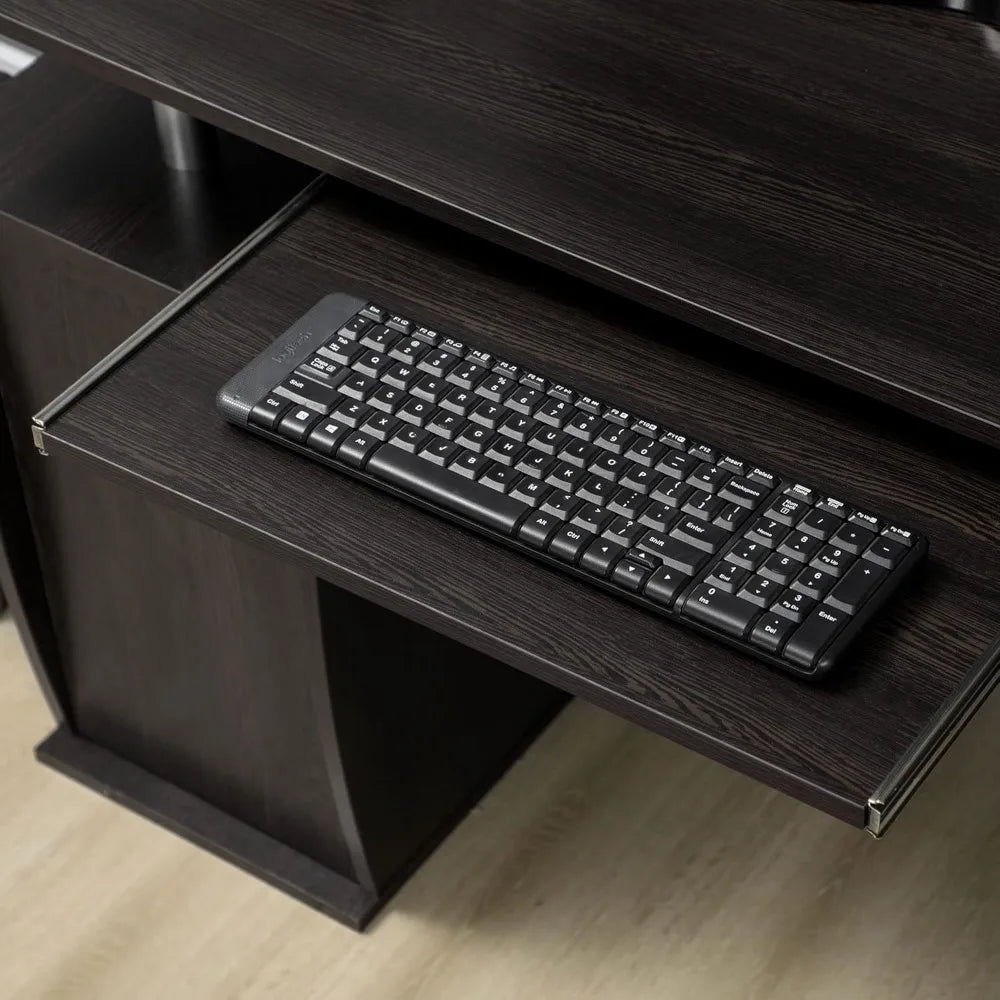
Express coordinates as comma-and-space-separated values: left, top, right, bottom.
367, 445, 530, 535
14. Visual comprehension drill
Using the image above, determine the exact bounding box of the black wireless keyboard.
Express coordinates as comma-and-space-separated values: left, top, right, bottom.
217, 293, 927, 680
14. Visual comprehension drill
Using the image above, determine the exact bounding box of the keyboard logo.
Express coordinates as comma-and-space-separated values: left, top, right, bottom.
271, 326, 318, 364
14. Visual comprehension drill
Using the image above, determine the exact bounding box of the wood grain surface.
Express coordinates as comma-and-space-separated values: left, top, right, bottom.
2, 0, 999, 442
0, 58, 313, 291
43, 182, 1000, 827
5, 617, 1000, 999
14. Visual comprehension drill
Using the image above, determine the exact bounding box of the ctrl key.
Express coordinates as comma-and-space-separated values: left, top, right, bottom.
681, 584, 760, 639
783, 606, 850, 672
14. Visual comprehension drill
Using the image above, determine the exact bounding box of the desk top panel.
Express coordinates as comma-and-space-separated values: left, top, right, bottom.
4, 0, 1000, 444
43, 181, 1000, 831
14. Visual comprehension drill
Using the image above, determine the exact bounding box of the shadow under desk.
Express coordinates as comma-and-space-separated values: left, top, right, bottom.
31, 179, 1000, 922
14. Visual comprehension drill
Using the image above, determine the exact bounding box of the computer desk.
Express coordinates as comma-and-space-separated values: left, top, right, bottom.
1, 0, 999, 929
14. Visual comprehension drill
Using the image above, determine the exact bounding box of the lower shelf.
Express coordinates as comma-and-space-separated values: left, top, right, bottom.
37, 727, 379, 929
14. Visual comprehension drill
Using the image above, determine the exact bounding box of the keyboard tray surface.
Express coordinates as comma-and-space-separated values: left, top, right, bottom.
41, 183, 1000, 833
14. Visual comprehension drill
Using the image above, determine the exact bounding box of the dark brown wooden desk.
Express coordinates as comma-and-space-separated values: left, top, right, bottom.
3, 0, 1000, 930
3, 0, 1000, 444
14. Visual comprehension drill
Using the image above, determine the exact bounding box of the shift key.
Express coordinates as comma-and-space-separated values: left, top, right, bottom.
638, 531, 709, 575
682, 583, 761, 639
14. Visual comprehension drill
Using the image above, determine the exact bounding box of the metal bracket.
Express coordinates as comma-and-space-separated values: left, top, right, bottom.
29, 174, 326, 455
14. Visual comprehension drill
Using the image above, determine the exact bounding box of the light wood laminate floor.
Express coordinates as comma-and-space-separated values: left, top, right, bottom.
2, 614, 999, 999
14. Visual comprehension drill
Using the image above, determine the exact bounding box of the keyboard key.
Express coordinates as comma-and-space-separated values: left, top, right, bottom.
386, 314, 414, 335
706, 560, 750, 593
595, 425, 635, 455
764, 494, 809, 526
359, 324, 400, 353
687, 441, 718, 463
863, 537, 908, 569
383, 362, 420, 390
427, 410, 464, 440
396, 397, 434, 426
499, 412, 535, 443
368, 384, 405, 413
604, 517, 646, 548
437, 387, 476, 416
274, 374, 341, 413
455, 424, 493, 453
450, 449, 492, 480
660, 430, 688, 451
625, 438, 668, 468
644, 566, 690, 608
559, 439, 599, 468
337, 430, 382, 468
577, 475, 616, 506
477, 372, 516, 402
519, 511, 562, 549
486, 437, 524, 466
671, 517, 727, 553
565, 411, 605, 441
494, 359, 521, 380
829, 522, 875, 555
420, 438, 461, 467
339, 373, 378, 402
749, 613, 796, 654
411, 374, 448, 402
249, 394, 292, 430
340, 314, 374, 339
319, 335, 364, 366
576, 394, 603, 415
649, 480, 693, 509
306, 418, 350, 455
682, 491, 726, 522
528, 426, 565, 455
737, 574, 782, 608
798, 508, 841, 540
771, 589, 816, 623
540, 492, 581, 521
746, 517, 787, 549
784, 606, 850, 670
631, 418, 661, 439
506, 386, 544, 415
603, 406, 632, 427
418, 350, 458, 379
521, 372, 548, 392
713, 503, 747, 533
359, 413, 400, 441
412, 325, 439, 345
277, 406, 322, 442
811, 544, 852, 577
510, 479, 551, 507
299, 355, 345, 384
388, 337, 428, 366
330, 399, 372, 429
791, 567, 835, 600
682, 584, 760, 639
590, 451, 627, 482
580, 538, 627, 577
388, 425, 429, 454
359, 303, 386, 322
438, 336, 467, 357
608, 488, 647, 520
470, 399, 505, 429
548, 524, 594, 564
446, 360, 487, 390
618, 465, 659, 494
760, 552, 799, 586
849, 510, 882, 533
816, 496, 849, 519
572, 502, 612, 534
656, 451, 699, 480
516, 449, 556, 480
637, 501, 677, 532
826, 560, 888, 613
481, 464, 520, 493
642, 534, 709, 575
687, 463, 729, 494
778, 532, 822, 563
368, 444, 529, 534
612, 559, 650, 592
718, 477, 769, 510
727, 538, 767, 571
536, 398, 573, 427
546, 462, 587, 492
